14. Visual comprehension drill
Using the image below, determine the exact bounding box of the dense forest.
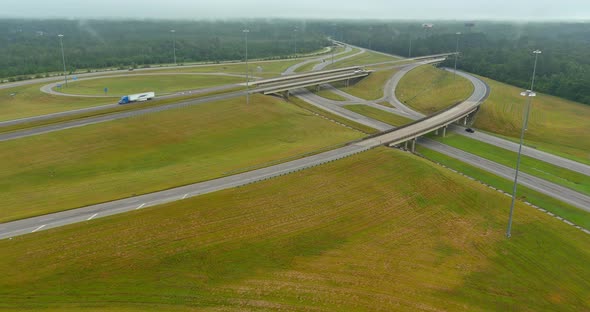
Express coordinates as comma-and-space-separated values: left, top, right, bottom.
2, 19, 589, 105
0, 19, 328, 79
309, 21, 590, 105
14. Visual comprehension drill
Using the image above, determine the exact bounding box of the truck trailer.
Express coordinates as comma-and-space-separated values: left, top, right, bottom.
118, 92, 155, 104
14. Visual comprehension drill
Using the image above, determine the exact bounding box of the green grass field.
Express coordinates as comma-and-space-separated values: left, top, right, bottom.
294, 47, 350, 73
60, 74, 244, 96
395, 65, 474, 114
434, 133, 590, 196
0, 94, 362, 222
143, 59, 303, 78
327, 50, 400, 69
1, 148, 589, 311
0, 58, 301, 121
0, 82, 112, 121
338, 68, 398, 100
345, 104, 414, 127
473, 76, 590, 165
418, 146, 590, 229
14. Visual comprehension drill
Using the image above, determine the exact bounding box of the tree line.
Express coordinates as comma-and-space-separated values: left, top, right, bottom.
0, 19, 328, 80
308, 21, 590, 105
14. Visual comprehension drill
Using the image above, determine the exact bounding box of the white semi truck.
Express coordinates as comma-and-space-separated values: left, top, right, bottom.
118, 92, 155, 104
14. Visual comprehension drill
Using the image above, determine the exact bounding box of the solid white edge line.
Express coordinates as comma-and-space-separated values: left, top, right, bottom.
31, 225, 46, 233
87, 213, 98, 221
136, 203, 146, 210
182, 194, 188, 199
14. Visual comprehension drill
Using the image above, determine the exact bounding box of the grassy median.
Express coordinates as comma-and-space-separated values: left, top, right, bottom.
0, 94, 362, 222
395, 64, 474, 114
1, 147, 588, 311
344, 104, 414, 127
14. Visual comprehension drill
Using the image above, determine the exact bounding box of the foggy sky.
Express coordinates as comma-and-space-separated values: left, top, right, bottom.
3, 0, 589, 20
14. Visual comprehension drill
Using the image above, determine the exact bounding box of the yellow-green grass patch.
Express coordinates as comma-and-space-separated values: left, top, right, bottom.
1, 148, 589, 311
396, 64, 474, 114
338, 68, 399, 100
305, 87, 348, 101
418, 145, 590, 229
0, 83, 112, 121
327, 50, 400, 69
142, 59, 303, 78
345, 104, 414, 127
474, 76, 590, 165
60, 74, 244, 97
0, 94, 362, 222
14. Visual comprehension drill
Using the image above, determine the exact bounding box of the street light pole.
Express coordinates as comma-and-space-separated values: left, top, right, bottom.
243, 29, 250, 105
454, 32, 461, 79
293, 28, 298, 56
506, 49, 542, 239
58, 34, 68, 87
408, 37, 412, 58
170, 30, 177, 65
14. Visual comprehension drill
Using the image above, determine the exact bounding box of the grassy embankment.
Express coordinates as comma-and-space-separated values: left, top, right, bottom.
326, 50, 400, 69
0, 94, 362, 222
433, 133, 590, 197
473, 76, 590, 165
288, 97, 378, 134
1, 147, 589, 311
294, 47, 359, 73
60, 75, 245, 96
395, 64, 474, 114
418, 145, 590, 229
345, 104, 414, 127
338, 68, 399, 100
145, 59, 303, 78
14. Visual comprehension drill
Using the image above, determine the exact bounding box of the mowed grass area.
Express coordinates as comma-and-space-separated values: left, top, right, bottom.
327, 50, 400, 69
0, 95, 362, 222
60, 74, 245, 96
307, 87, 348, 101
0, 83, 112, 121
338, 68, 399, 100
294, 46, 349, 73
143, 59, 303, 78
418, 145, 590, 229
474, 76, 590, 165
1, 148, 589, 311
345, 104, 414, 127
396, 64, 474, 114
435, 133, 590, 196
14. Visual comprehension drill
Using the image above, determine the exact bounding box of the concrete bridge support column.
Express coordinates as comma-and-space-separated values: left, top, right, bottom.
404, 141, 408, 151
464, 115, 469, 126
316, 85, 321, 92
282, 91, 290, 99
442, 125, 447, 137
411, 138, 416, 153
435, 129, 439, 135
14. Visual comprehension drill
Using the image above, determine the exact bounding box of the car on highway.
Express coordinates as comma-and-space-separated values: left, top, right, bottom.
465, 128, 475, 133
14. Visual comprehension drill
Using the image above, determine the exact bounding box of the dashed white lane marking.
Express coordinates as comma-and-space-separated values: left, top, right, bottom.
32, 225, 46, 233
136, 203, 145, 210
87, 213, 98, 221
182, 194, 188, 199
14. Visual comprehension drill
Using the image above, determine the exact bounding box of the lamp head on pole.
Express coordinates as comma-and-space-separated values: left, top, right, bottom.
533, 50, 542, 54
243, 29, 250, 33
58, 34, 64, 38
456, 32, 461, 35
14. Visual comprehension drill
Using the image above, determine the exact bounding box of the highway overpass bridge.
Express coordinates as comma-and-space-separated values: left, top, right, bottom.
250, 66, 371, 97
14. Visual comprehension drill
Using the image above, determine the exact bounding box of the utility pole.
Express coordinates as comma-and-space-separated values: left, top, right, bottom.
506, 49, 542, 238
58, 34, 68, 87
454, 32, 461, 79
170, 29, 177, 65
243, 29, 250, 105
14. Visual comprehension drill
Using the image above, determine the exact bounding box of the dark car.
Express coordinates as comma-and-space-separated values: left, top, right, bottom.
465, 128, 475, 133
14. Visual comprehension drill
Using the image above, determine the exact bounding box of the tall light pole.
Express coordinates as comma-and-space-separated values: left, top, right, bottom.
57, 34, 68, 87
454, 32, 461, 79
293, 28, 298, 56
170, 29, 177, 65
243, 29, 250, 105
506, 49, 542, 239
408, 36, 412, 58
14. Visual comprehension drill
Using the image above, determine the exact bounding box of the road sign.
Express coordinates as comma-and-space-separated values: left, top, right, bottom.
104, 87, 108, 95
57, 84, 62, 89
72, 76, 78, 81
